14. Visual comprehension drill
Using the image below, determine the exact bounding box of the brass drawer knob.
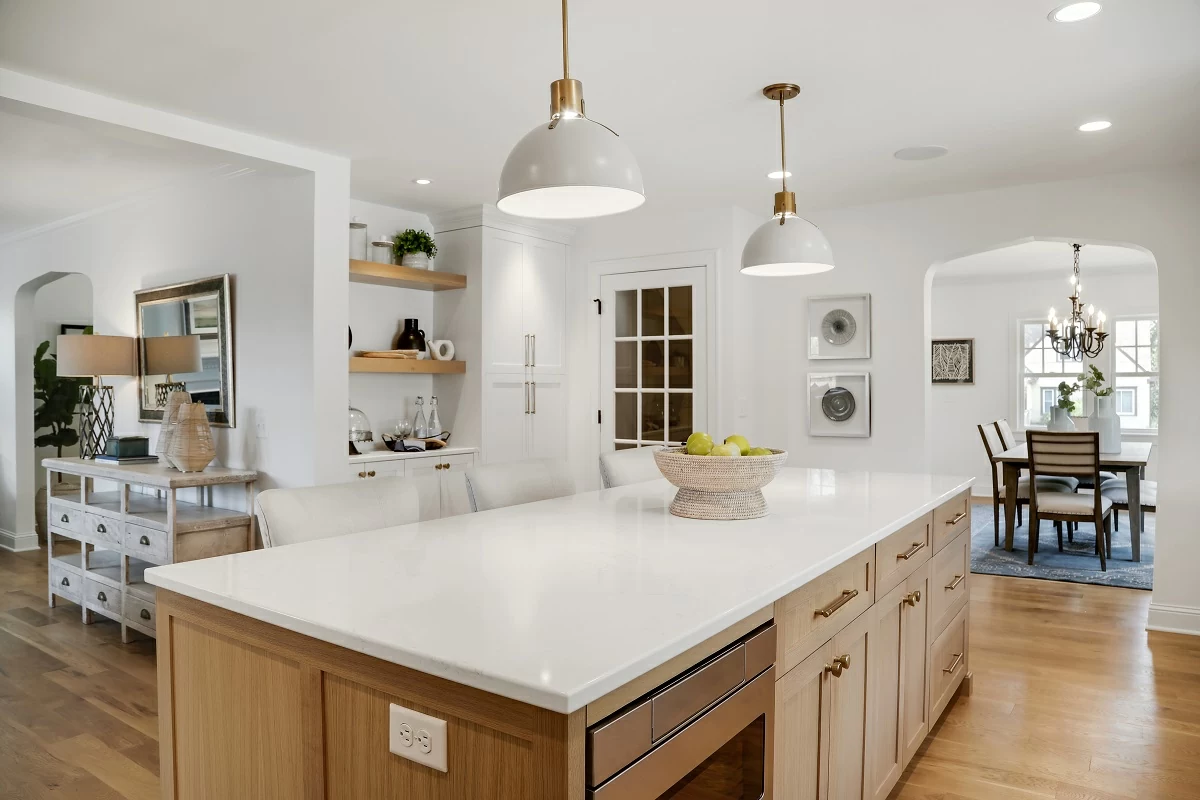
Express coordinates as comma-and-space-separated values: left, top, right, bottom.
140, 608, 151, 621
945, 574, 965, 591
368, 470, 376, 478
97, 591, 107, 603
825, 654, 852, 677
815, 588, 858, 619
903, 590, 922, 606
139, 535, 150, 546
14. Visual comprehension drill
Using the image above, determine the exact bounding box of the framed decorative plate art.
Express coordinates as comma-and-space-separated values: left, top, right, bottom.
931, 338, 974, 385
808, 372, 871, 437
808, 293, 871, 359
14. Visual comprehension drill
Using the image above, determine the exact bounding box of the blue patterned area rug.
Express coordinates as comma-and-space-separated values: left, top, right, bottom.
969, 503, 1154, 590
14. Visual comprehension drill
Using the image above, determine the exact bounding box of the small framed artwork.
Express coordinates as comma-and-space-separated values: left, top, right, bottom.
60, 324, 89, 336
808, 294, 871, 359
808, 372, 871, 438
931, 338, 974, 385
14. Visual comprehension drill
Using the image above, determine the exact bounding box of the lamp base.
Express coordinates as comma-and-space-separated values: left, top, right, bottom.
78, 384, 115, 459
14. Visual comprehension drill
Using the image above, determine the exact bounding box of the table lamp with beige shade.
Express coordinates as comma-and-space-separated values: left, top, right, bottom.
143, 334, 201, 407
55, 334, 138, 459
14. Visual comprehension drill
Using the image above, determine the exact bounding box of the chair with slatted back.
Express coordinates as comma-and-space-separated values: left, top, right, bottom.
1026, 430, 1113, 570
978, 423, 1077, 547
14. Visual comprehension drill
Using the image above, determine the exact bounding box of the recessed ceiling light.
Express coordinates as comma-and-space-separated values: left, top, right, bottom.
893, 145, 949, 161
766, 170, 793, 180
1078, 120, 1111, 132
412, 178, 431, 185
1049, 2, 1102, 22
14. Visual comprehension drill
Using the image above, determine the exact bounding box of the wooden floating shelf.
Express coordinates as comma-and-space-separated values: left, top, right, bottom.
348, 259, 467, 291
349, 358, 467, 375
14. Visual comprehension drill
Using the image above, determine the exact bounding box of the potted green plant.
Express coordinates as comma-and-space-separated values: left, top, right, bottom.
33, 339, 87, 544
1049, 380, 1079, 431
1079, 365, 1120, 453
393, 229, 438, 270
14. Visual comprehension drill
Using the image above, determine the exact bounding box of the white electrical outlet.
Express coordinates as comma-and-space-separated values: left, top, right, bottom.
389, 704, 447, 772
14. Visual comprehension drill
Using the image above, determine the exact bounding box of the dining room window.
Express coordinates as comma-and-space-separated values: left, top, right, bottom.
1020, 320, 1083, 428
1114, 387, 1136, 416
1107, 315, 1158, 431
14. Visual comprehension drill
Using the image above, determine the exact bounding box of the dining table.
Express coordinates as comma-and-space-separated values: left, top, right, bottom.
994, 440, 1154, 561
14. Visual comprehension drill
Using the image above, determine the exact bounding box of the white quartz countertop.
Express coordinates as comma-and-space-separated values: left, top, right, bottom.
146, 468, 972, 714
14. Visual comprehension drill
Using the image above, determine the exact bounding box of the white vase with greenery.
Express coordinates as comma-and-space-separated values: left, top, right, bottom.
1080, 365, 1120, 453
1048, 381, 1078, 432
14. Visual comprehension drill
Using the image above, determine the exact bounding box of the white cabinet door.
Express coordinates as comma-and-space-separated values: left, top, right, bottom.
524, 238, 567, 374
483, 377, 530, 463
527, 377, 567, 460
483, 230, 528, 374
404, 457, 443, 479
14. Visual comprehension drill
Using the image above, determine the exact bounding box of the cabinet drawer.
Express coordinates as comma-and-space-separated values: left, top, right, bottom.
875, 514, 932, 597
49, 502, 82, 534
84, 577, 122, 618
125, 595, 156, 632
50, 562, 81, 602
86, 513, 123, 546
929, 604, 968, 724
775, 545, 875, 675
126, 523, 169, 564
930, 530, 969, 640
933, 491, 971, 552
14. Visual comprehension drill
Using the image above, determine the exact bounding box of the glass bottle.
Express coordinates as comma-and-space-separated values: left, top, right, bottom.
411, 396, 427, 439
427, 396, 442, 438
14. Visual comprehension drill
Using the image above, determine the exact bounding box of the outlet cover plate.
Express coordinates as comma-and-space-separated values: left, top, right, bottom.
389, 703, 448, 772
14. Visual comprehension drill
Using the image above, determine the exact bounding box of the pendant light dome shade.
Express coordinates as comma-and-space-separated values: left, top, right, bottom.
497, 116, 645, 219
741, 214, 835, 276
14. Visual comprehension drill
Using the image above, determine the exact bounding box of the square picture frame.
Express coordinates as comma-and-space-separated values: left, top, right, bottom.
808, 372, 871, 438
808, 293, 871, 359
931, 338, 975, 385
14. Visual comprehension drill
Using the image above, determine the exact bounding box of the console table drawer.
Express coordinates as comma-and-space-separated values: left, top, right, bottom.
49, 502, 82, 535
84, 577, 122, 618
50, 562, 81, 602
125, 595, 156, 632
126, 523, 169, 564
86, 513, 123, 546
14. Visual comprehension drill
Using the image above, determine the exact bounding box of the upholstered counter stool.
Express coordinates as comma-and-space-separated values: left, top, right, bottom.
599, 445, 665, 488
464, 459, 575, 513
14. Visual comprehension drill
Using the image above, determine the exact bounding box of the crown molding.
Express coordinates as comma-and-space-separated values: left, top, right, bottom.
430, 204, 576, 244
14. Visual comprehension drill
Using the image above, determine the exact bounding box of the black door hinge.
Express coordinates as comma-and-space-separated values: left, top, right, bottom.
594, 298, 602, 314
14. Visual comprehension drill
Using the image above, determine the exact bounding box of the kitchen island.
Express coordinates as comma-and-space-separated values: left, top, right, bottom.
147, 467, 973, 800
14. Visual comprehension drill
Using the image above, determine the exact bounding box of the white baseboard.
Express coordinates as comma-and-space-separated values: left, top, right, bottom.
0, 528, 39, 552
1147, 602, 1200, 636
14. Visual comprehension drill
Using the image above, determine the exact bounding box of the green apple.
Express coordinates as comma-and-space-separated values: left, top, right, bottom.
686, 432, 714, 456
748, 447, 773, 456
724, 434, 751, 456
709, 443, 741, 457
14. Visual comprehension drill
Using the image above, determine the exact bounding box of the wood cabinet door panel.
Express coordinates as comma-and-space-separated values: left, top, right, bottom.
867, 583, 903, 800
828, 609, 871, 800
775, 641, 833, 800
901, 564, 931, 766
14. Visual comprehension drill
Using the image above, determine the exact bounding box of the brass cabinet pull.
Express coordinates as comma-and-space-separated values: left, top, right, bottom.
139, 535, 150, 546
531, 334, 536, 366
367, 470, 376, 478
945, 574, 965, 591
442, 463, 450, 470
946, 511, 967, 526
525, 382, 530, 414
60, 576, 70, 587
97, 591, 107, 603
61, 514, 69, 523
140, 608, 151, 621
357, 471, 367, 479
531, 381, 537, 414
524, 334, 530, 367
943, 652, 964, 674
903, 590, 922, 606
96, 523, 106, 534
897, 542, 925, 561
825, 654, 851, 677
815, 588, 858, 618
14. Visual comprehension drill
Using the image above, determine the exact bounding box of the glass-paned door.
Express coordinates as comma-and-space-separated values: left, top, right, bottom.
600, 267, 707, 451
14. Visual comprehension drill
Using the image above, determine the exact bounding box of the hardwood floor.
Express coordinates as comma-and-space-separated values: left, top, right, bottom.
2, 547, 1198, 799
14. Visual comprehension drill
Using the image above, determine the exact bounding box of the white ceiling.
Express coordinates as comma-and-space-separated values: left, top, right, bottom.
1, 0, 1199, 217
0, 100, 240, 240
936, 239, 1156, 281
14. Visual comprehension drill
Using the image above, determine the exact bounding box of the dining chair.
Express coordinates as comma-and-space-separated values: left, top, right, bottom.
255, 475, 444, 548
978, 423, 1076, 546
1101, 478, 1157, 533
997, 417, 1116, 489
464, 458, 576, 513
599, 445, 665, 488
1026, 430, 1113, 570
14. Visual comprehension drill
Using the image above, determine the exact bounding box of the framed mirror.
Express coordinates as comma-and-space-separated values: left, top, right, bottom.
136, 275, 235, 426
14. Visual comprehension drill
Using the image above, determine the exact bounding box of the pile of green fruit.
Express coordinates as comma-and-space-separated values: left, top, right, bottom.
684, 432, 774, 457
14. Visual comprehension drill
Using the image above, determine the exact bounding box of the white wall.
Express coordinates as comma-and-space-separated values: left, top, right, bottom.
930, 268, 1159, 493
345, 199, 439, 446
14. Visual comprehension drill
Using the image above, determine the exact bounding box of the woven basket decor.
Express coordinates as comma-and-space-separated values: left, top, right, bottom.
156, 390, 191, 467
653, 447, 789, 520
167, 402, 216, 473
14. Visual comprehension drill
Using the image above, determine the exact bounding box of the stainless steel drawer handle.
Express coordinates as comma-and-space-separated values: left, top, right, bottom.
96, 523, 106, 534
815, 588, 858, 618
60, 514, 69, 523
825, 654, 851, 677
60, 576, 70, 587
897, 541, 925, 560
945, 574, 965, 591
139, 535, 150, 546
946, 511, 967, 526
943, 652, 964, 674
140, 608, 151, 621
97, 591, 107, 603
903, 590, 922, 606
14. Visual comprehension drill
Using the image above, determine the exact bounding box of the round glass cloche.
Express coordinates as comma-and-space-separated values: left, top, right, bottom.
348, 406, 374, 454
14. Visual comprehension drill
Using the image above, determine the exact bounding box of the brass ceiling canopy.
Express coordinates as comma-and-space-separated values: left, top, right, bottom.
763, 84, 801, 224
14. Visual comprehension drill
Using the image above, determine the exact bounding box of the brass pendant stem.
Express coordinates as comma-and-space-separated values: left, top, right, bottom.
778, 95, 788, 194
562, 0, 570, 79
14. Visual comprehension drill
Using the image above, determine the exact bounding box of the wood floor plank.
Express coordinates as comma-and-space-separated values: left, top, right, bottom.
47, 733, 159, 800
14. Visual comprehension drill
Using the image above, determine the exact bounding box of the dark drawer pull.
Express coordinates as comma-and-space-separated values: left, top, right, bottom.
96, 523, 106, 534
97, 591, 107, 603
139, 535, 151, 546
896, 541, 925, 561
60, 576, 70, 587
815, 588, 859, 618
140, 608, 151, 621
61, 514, 69, 523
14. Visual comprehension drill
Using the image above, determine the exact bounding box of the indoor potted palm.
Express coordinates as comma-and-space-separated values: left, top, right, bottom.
1079, 365, 1120, 452
33, 339, 87, 544
1049, 380, 1079, 432
393, 229, 438, 270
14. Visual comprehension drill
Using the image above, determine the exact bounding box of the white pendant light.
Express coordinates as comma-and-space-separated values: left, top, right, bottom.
497, 0, 645, 219
741, 84, 834, 276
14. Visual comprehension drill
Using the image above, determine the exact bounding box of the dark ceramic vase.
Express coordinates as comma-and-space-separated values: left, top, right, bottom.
396, 318, 426, 353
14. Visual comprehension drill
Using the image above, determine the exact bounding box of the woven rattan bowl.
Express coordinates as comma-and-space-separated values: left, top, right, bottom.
654, 446, 789, 520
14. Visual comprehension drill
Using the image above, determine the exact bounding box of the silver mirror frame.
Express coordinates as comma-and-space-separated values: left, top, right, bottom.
135, 274, 235, 427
